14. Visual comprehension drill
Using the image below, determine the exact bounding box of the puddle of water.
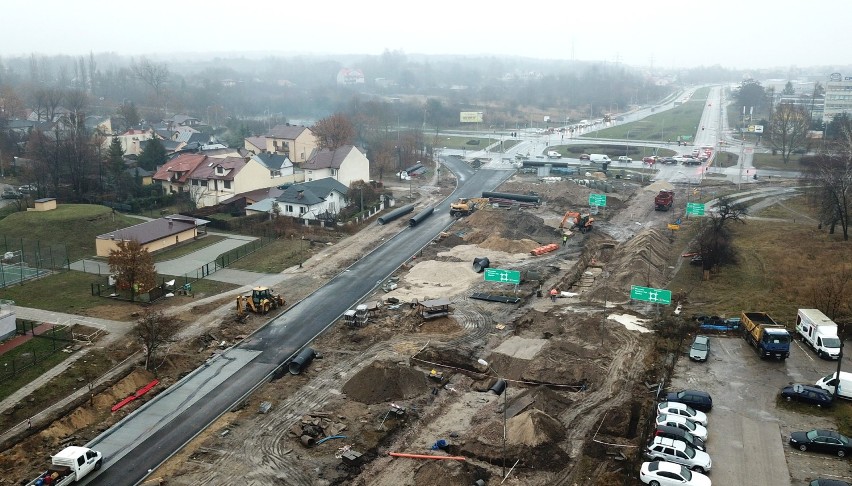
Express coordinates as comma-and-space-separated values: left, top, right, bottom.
608, 313, 653, 333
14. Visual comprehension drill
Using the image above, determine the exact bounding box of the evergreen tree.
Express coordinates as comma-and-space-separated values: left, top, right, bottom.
137, 137, 166, 171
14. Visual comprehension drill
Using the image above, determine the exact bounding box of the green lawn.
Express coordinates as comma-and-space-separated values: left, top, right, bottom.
590, 88, 710, 143
225, 238, 306, 273
437, 135, 508, 150
752, 153, 806, 170
0, 333, 74, 399
0, 204, 140, 262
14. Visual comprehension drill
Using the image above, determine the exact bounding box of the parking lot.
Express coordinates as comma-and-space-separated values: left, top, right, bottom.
669, 335, 852, 485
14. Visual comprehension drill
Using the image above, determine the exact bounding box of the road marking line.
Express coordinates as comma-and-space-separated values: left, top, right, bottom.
793, 340, 814, 363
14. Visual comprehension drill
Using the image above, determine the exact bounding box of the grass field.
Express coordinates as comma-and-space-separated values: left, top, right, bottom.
226, 238, 306, 273
0, 333, 74, 401
753, 152, 807, 170
668, 212, 848, 325
437, 135, 508, 150
591, 87, 711, 142
152, 234, 227, 262
0, 205, 140, 262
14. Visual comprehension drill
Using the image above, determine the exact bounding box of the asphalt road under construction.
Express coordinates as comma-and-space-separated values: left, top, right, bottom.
81, 158, 513, 485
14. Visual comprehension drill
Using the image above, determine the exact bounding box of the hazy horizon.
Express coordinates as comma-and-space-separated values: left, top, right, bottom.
2, 0, 851, 71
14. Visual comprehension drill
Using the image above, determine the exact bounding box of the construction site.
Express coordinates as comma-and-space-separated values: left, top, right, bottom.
4, 162, 713, 485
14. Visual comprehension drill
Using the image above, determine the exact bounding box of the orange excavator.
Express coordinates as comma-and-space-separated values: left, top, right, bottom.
559, 211, 594, 233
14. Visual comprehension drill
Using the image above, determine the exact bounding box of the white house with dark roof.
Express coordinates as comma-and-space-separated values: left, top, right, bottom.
301, 145, 369, 188
244, 179, 348, 220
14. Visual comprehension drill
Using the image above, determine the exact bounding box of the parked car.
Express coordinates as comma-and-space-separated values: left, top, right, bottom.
657, 401, 708, 426
790, 429, 852, 457
689, 335, 710, 362
655, 414, 708, 441
666, 390, 712, 412
654, 425, 706, 451
639, 460, 711, 486
661, 157, 677, 165
781, 384, 833, 407
1, 188, 22, 199
18, 184, 37, 194
643, 156, 657, 164
810, 479, 852, 486
579, 154, 591, 160
645, 436, 712, 473
617, 156, 633, 162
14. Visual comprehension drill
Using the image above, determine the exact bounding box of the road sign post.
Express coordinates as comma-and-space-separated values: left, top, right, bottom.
484, 268, 521, 285
685, 202, 705, 216
630, 285, 672, 305
589, 194, 607, 207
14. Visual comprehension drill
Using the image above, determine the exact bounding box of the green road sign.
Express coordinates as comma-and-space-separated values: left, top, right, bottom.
630, 285, 672, 305
686, 202, 705, 216
589, 193, 607, 206
484, 268, 521, 285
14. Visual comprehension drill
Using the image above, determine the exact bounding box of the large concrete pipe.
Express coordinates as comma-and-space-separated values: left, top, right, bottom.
377, 204, 415, 225
288, 347, 316, 375
472, 257, 490, 273
481, 191, 541, 204
408, 206, 435, 227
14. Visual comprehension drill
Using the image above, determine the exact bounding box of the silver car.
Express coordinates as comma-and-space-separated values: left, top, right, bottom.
689, 335, 709, 361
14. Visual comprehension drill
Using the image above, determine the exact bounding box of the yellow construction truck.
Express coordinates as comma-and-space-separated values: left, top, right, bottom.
450, 197, 490, 217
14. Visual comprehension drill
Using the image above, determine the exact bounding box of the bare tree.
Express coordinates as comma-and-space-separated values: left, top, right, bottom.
131, 57, 169, 99
312, 113, 356, 150
810, 267, 852, 320
135, 309, 179, 371
807, 132, 852, 240
769, 103, 810, 164
696, 197, 748, 275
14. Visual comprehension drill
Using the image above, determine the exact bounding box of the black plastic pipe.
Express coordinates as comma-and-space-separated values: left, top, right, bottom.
377, 204, 415, 225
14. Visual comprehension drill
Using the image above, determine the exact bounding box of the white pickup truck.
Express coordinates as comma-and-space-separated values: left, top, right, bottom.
26, 446, 102, 486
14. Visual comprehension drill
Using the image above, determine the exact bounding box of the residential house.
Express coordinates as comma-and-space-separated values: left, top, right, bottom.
95, 215, 208, 257
245, 178, 348, 221
125, 166, 154, 186
164, 114, 201, 128
336, 68, 365, 85
301, 145, 370, 188
115, 128, 154, 155
152, 153, 208, 195
265, 125, 318, 163
245, 136, 267, 154
184, 154, 301, 208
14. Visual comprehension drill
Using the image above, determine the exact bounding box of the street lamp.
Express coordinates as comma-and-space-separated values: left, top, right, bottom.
477, 358, 507, 479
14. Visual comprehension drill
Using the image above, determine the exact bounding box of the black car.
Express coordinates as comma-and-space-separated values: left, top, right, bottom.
666, 390, 712, 412
790, 429, 852, 457
653, 425, 706, 451
810, 479, 851, 486
781, 384, 833, 407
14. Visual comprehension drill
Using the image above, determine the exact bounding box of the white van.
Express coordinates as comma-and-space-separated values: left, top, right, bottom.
589, 154, 611, 164
796, 308, 841, 359
815, 371, 852, 400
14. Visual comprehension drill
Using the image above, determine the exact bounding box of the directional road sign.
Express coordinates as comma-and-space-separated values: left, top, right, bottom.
630, 285, 672, 305
686, 202, 705, 216
484, 268, 521, 285
589, 194, 607, 207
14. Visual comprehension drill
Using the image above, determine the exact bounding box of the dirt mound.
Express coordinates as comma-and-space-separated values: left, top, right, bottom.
507, 408, 564, 447
523, 335, 602, 387
603, 227, 673, 298
413, 460, 486, 486
342, 360, 429, 404
412, 343, 478, 374
499, 179, 591, 210
510, 386, 576, 419
461, 210, 553, 246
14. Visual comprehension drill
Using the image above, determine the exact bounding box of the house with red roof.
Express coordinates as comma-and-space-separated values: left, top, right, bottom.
152, 153, 208, 195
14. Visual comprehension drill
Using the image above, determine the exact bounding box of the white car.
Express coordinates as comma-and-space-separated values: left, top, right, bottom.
657, 401, 708, 426
656, 414, 708, 441
640, 460, 711, 486
617, 156, 633, 162
645, 437, 712, 473
672, 156, 690, 163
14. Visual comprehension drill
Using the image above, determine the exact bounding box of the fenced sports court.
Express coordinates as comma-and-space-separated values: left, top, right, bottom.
0, 245, 62, 288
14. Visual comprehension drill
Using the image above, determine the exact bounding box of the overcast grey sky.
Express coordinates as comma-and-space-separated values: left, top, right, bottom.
1, 0, 849, 70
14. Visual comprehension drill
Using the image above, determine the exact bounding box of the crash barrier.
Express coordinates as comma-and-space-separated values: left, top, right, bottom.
472, 257, 490, 273
530, 244, 559, 256
288, 347, 316, 375
377, 204, 415, 225
408, 206, 435, 227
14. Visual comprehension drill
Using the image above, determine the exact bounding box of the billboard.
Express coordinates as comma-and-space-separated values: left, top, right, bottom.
460, 111, 483, 123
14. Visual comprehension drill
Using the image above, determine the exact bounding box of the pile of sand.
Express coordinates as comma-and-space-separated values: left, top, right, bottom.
438, 244, 532, 264
604, 227, 673, 293
342, 360, 429, 405
385, 260, 480, 302
507, 409, 564, 447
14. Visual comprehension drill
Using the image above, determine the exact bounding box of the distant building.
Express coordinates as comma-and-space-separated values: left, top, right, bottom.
336, 68, 365, 85
823, 73, 852, 123
264, 125, 318, 163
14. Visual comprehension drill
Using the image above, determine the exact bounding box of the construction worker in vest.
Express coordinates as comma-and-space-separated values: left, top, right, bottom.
562, 233, 569, 247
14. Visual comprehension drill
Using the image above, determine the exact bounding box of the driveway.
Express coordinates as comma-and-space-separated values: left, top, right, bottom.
69, 234, 269, 285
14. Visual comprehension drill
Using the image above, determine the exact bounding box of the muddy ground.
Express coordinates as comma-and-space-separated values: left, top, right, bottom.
2, 168, 689, 485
